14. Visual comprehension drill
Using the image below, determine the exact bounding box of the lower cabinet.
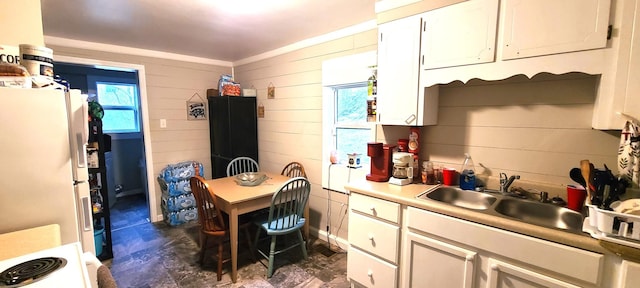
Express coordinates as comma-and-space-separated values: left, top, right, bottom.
346, 193, 638, 287
485, 258, 581, 288
403, 206, 604, 288
348, 193, 401, 287
619, 260, 640, 288
402, 231, 476, 287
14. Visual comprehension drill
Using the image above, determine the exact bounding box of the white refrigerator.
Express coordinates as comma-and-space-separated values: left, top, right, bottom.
0, 87, 96, 254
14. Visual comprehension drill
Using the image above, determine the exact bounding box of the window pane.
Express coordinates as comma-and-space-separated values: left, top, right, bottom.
97, 83, 136, 107
102, 109, 137, 132
336, 87, 367, 123
336, 128, 370, 165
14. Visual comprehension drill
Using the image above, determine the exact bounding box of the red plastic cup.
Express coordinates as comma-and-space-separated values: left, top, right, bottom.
566, 185, 587, 212
442, 168, 457, 186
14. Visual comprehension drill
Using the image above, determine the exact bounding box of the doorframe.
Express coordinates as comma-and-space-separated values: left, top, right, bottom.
55, 55, 158, 222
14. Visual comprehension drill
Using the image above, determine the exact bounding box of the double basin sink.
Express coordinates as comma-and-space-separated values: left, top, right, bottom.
417, 186, 584, 234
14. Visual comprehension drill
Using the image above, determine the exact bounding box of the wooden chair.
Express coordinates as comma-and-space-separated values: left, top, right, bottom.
189, 176, 254, 281
226, 156, 259, 176
280, 161, 307, 178
253, 177, 310, 277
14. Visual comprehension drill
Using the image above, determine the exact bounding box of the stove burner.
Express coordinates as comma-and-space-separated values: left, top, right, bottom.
0, 257, 66, 287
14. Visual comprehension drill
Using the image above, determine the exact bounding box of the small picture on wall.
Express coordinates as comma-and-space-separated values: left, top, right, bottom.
187, 101, 207, 120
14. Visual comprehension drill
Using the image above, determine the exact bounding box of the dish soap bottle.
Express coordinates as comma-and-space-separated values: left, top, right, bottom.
460, 153, 476, 190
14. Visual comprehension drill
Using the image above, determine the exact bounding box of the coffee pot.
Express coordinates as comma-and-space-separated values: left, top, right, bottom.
389, 152, 414, 185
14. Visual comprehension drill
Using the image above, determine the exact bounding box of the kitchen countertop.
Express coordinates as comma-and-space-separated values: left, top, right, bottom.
345, 179, 608, 254
0, 224, 62, 260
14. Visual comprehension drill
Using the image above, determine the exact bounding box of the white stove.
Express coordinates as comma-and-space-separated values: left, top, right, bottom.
0, 243, 91, 287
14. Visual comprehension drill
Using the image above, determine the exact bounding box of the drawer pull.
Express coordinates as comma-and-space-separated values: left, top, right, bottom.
491, 264, 499, 271
368, 233, 374, 240
367, 270, 373, 277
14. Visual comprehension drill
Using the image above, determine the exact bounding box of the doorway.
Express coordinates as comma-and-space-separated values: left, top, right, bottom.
54, 56, 158, 226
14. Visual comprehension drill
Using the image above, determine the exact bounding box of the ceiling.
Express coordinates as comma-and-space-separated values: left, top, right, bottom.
40, 0, 376, 63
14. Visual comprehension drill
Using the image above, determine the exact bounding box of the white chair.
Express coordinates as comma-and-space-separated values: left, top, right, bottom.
226, 157, 259, 176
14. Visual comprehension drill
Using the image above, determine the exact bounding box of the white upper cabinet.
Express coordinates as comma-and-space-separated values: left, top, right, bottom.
501, 0, 611, 60
592, 0, 640, 129
377, 14, 439, 126
421, 0, 499, 69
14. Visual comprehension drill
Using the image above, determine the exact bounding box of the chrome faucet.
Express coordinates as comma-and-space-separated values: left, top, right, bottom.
499, 173, 520, 194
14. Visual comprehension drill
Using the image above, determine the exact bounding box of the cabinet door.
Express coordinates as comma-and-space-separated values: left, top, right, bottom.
486, 258, 581, 288
619, 260, 640, 288
402, 231, 476, 288
501, 0, 611, 60
377, 15, 423, 125
421, 0, 499, 69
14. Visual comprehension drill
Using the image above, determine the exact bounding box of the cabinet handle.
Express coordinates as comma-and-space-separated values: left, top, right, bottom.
368, 233, 374, 240
491, 264, 499, 271
405, 114, 416, 124
367, 270, 373, 277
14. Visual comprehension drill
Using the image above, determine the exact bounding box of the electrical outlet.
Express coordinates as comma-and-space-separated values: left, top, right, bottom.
160, 119, 167, 128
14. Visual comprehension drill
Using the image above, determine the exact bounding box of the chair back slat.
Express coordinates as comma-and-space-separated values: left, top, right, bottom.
267, 177, 310, 231
190, 176, 225, 232
281, 162, 307, 178
226, 157, 259, 176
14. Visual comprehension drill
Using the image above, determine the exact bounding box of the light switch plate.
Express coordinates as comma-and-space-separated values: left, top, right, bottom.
160, 119, 167, 128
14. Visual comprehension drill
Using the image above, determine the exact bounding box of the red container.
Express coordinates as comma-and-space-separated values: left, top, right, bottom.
409, 127, 419, 154
566, 185, 587, 212
442, 168, 457, 186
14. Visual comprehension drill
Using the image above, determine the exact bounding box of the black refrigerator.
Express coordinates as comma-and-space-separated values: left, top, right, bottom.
208, 96, 259, 178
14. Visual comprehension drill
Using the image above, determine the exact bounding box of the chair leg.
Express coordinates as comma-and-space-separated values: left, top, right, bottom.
297, 230, 308, 259
267, 235, 277, 278
199, 233, 207, 265
217, 240, 223, 281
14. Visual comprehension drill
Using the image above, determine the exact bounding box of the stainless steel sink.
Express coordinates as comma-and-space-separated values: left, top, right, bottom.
494, 198, 584, 233
418, 186, 584, 233
423, 186, 497, 210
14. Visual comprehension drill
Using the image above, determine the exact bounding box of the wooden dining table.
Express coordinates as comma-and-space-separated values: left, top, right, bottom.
205, 171, 309, 282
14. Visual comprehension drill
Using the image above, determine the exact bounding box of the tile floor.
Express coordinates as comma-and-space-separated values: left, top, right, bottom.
104, 194, 349, 287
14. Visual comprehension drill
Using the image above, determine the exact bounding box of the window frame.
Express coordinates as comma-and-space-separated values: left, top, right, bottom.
96, 81, 140, 134
87, 75, 141, 140
322, 51, 377, 193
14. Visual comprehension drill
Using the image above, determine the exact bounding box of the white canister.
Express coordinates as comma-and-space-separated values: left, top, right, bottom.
347, 153, 361, 168
19, 44, 54, 78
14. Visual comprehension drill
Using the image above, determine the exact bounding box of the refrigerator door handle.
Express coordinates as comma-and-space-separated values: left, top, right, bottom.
80, 195, 92, 232
76, 133, 88, 168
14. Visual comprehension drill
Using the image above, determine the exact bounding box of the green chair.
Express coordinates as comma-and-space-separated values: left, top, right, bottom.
253, 177, 310, 277
226, 156, 259, 176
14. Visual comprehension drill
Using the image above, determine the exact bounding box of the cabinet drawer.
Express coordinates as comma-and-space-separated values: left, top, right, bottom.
350, 193, 400, 224
348, 211, 400, 264
348, 246, 398, 288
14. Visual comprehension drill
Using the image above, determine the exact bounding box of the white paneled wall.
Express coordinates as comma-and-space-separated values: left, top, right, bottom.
234, 29, 378, 243
48, 27, 620, 242
422, 73, 619, 196
46, 45, 231, 221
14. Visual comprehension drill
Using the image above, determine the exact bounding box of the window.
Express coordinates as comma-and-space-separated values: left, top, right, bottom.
322, 51, 377, 193
96, 82, 140, 133
333, 85, 370, 165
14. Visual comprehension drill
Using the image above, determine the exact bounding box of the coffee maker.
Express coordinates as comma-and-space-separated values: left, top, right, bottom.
389, 152, 414, 186
366, 142, 394, 182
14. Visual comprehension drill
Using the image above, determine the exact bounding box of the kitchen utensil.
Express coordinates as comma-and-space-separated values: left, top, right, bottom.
580, 160, 593, 205
570, 168, 586, 187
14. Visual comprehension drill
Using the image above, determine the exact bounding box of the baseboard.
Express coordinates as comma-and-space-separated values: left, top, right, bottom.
116, 189, 143, 198
312, 227, 349, 252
